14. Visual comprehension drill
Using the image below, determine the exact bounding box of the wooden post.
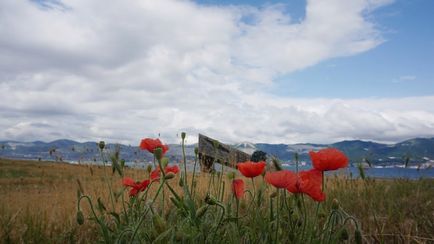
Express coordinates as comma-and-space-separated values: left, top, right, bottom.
198, 134, 251, 172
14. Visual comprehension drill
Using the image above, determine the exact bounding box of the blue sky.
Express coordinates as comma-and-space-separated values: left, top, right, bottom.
196, 0, 434, 98
1, 0, 434, 144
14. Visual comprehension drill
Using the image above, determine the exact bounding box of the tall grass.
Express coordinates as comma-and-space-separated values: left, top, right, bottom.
0, 157, 433, 243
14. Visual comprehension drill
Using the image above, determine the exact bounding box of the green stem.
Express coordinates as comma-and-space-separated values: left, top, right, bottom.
275, 189, 280, 243
121, 188, 129, 224
100, 149, 115, 212
78, 195, 110, 242
181, 136, 188, 190
191, 151, 198, 196
300, 194, 307, 242
130, 179, 165, 243
251, 178, 256, 199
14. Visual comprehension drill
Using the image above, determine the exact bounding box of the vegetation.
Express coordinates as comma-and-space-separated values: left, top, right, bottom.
0, 145, 433, 243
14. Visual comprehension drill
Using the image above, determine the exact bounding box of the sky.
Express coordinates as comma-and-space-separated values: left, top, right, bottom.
1, 0, 434, 145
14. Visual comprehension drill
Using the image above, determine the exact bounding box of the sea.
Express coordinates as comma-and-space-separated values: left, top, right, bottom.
283, 165, 434, 180
30, 158, 434, 180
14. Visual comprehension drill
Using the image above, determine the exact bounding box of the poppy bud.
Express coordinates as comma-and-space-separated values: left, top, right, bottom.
76, 210, 84, 225
120, 159, 125, 169
146, 165, 153, 174
165, 172, 176, 180
161, 157, 169, 168
154, 147, 163, 159
205, 194, 218, 205
355, 229, 362, 244
181, 132, 186, 140
332, 198, 340, 210
270, 191, 278, 198
226, 172, 235, 180
194, 147, 199, 155
98, 141, 105, 150
196, 205, 208, 218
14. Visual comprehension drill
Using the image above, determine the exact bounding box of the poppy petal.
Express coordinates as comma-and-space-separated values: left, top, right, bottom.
310, 148, 348, 171
122, 177, 136, 187
299, 169, 325, 202
237, 161, 266, 178
265, 170, 297, 189
232, 179, 245, 199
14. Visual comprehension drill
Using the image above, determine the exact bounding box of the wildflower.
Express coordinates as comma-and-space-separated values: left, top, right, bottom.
309, 148, 348, 171
237, 161, 266, 178
122, 177, 150, 197
139, 138, 169, 157
232, 179, 245, 199
265, 169, 325, 202
288, 169, 325, 202
150, 165, 180, 181
264, 170, 297, 189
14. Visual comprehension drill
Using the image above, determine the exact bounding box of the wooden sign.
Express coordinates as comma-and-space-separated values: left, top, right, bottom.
198, 134, 251, 172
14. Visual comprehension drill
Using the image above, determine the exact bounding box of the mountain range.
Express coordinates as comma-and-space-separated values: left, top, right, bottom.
1, 137, 434, 167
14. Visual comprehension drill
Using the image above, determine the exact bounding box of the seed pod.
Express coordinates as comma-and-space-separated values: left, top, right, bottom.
154, 148, 163, 160
76, 210, 84, 225
194, 147, 199, 155
181, 132, 186, 140
165, 172, 175, 180
332, 198, 339, 210
205, 194, 218, 205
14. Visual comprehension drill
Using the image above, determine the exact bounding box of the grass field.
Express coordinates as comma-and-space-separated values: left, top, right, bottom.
0, 158, 433, 243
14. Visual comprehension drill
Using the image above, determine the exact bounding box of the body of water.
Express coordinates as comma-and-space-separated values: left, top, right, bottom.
283, 165, 434, 179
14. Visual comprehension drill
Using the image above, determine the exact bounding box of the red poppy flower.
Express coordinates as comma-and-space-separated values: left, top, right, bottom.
286, 169, 325, 202
232, 179, 245, 199
139, 138, 169, 156
309, 148, 348, 171
150, 165, 180, 181
122, 177, 150, 197
264, 170, 297, 189
237, 161, 266, 178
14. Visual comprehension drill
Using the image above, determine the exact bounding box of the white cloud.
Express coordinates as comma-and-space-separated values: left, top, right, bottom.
399, 75, 417, 81
3, 0, 432, 146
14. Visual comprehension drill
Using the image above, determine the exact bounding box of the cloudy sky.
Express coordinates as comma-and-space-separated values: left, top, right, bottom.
1, 0, 434, 145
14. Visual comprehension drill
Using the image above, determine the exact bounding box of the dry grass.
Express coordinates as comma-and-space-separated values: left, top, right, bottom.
0, 158, 433, 243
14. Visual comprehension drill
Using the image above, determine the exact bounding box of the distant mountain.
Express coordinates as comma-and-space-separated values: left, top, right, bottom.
1, 137, 434, 167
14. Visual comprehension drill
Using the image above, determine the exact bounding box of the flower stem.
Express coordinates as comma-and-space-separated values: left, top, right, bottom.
100, 149, 115, 212
181, 135, 188, 190
190, 150, 198, 196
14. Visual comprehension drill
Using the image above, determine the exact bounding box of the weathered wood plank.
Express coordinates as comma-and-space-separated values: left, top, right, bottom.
198, 134, 251, 172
